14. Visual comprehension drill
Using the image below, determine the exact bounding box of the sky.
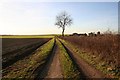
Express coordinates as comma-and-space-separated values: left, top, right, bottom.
0, 0, 118, 35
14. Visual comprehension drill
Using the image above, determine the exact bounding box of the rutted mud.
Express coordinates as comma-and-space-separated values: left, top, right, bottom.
38, 40, 63, 79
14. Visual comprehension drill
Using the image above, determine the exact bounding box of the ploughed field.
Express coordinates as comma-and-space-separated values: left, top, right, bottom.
2, 38, 51, 68
2, 36, 120, 79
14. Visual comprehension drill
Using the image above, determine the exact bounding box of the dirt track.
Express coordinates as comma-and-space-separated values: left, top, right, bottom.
45, 44, 63, 78
37, 38, 104, 79
38, 40, 63, 79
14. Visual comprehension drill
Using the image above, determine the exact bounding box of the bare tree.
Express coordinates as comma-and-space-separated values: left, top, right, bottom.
55, 11, 73, 36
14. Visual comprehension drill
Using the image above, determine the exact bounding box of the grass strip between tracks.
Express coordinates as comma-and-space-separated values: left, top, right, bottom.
3, 38, 55, 78
56, 39, 80, 79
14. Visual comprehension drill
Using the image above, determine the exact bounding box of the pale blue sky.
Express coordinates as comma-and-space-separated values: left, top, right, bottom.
0, 1, 118, 35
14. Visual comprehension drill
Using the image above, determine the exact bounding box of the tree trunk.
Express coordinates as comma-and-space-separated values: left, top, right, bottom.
62, 28, 65, 36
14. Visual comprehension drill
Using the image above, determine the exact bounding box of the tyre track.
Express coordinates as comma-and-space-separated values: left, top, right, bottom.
36, 39, 63, 79
45, 44, 63, 78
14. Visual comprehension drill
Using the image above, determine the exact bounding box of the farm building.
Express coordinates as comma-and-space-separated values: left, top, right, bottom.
71, 33, 87, 36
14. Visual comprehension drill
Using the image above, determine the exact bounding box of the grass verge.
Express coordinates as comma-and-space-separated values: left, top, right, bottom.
56, 39, 80, 79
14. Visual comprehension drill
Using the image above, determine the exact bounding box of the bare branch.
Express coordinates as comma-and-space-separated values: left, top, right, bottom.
55, 11, 73, 36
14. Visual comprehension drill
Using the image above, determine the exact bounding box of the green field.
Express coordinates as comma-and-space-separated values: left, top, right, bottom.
0, 35, 55, 38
